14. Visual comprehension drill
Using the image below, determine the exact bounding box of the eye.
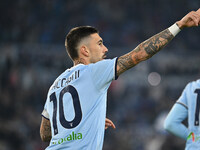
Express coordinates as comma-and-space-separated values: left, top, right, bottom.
99, 42, 102, 46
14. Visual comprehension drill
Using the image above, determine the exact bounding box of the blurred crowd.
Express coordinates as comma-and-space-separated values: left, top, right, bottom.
1, 0, 200, 48
0, 0, 200, 150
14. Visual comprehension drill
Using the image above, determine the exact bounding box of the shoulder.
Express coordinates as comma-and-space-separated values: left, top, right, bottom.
187, 79, 200, 88
88, 58, 117, 68
194, 79, 200, 86
182, 80, 200, 95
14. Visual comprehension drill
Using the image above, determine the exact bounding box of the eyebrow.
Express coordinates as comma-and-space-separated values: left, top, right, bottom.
97, 39, 103, 43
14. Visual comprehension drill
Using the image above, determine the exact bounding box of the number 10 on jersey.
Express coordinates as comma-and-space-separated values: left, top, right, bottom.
50, 85, 82, 135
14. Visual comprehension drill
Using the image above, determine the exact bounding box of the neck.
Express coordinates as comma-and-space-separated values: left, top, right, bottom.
73, 58, 88, 66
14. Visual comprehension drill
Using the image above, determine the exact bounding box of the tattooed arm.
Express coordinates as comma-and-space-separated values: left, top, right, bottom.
117, 9, 200, 76
40, 117, 52, 142
117, 29, 173, 76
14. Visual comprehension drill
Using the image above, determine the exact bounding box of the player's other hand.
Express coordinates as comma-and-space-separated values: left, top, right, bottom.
176, 8, 200, 29
105, 118, 116, 130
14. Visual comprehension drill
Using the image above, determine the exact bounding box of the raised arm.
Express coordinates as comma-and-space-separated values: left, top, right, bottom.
117, 9, 200, 76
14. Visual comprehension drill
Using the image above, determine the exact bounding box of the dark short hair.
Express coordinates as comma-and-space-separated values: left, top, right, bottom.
65, 26, 99, 60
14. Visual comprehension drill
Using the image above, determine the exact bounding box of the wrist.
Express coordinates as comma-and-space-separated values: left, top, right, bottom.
168, 23, 181, 37
176, 21, 184, 29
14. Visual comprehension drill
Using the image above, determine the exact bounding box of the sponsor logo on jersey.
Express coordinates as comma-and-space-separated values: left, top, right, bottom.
52, 131, 82, 145
187, 132, 200, 142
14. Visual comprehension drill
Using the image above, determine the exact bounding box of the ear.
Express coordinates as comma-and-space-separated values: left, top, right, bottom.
80, 45, 89, 57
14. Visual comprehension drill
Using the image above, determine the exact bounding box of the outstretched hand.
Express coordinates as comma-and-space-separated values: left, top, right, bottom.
105, 118, 116, 130
176, 8, 200, 29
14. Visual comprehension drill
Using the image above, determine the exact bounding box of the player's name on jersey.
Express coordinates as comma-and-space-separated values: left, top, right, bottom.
52, 131, 82, 145
51, 70, 80, 90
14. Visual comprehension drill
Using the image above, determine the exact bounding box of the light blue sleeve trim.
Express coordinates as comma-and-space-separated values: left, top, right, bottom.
164, 103, 189, 140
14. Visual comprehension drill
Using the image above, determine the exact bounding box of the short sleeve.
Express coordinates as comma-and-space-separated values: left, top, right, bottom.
41, 99, 50, 120
177, 83, 190, 109
89, 57, 118, 91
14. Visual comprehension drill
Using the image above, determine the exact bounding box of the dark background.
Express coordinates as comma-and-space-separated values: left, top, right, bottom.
0, 0, 200, 149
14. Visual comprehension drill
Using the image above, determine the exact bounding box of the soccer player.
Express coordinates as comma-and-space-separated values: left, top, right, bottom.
40, 9, 200, 150
164, 79, 200, 150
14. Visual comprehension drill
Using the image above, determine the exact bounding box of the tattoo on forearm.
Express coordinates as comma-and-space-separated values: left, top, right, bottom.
40, 119, 52, 142
143, 29, 173, 55
117, 29, 174, 76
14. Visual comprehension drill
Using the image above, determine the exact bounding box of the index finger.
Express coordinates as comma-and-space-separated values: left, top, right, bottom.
106, 118, 116, 129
